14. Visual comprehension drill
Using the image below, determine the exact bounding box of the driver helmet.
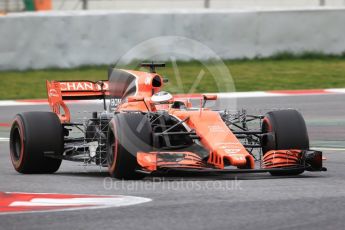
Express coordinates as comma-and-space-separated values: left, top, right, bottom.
151, 91, 173, 104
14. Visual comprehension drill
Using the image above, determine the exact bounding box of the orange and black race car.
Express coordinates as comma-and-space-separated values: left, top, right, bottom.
9, 63, 326, 179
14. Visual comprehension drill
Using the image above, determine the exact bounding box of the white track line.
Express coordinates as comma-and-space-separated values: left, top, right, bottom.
311, 147, 345, 151
0, 100, 99, 106
216, 92, 286, 98
0, 88, 345, 107
0, 138, 9, 142
0, 192, 152, 215
325, 88, 345, 93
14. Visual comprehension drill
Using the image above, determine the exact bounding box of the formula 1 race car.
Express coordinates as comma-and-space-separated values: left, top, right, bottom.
9, 63, 326, 179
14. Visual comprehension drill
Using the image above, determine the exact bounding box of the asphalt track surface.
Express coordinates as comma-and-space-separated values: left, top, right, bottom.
0, 94, 344, 230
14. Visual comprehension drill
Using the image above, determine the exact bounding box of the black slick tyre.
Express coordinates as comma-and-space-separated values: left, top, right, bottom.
261, 109, 309, 176
107, 113, 152, 180
9, 112, 63, 174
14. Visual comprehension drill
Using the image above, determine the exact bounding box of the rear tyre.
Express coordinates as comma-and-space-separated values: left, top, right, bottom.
261, 109, 309, 176
107, 113, 152, 180
9, 112, 63, 174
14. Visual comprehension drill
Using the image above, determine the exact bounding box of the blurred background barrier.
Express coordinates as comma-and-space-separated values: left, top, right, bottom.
1, 0, 52, 12
1, 7, 345, 70
1, 0, 345, 12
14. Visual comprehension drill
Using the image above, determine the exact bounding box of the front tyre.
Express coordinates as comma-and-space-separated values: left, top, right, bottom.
107, 113, 152, 180
9, 112, 63, 174
261, 109, 309, 176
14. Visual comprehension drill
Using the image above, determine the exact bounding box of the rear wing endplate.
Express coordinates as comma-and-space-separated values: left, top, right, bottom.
46, 80, 109, 123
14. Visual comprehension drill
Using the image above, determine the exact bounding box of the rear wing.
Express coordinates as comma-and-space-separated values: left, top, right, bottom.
46, 80, 109, 123
47, 80, 109, 100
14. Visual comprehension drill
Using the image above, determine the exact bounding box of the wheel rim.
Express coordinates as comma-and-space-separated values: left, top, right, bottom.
261, 117, 275, 154
10, 119, 25, 170
11, 127, 22, 161
107, 133, 115, 166
107, 121, 118, 173
262, 117, 272, 133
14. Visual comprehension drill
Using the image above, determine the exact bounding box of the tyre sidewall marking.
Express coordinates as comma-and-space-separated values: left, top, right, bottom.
108, 118, 119, 174
263, 117, 273, 132
10, 117, 25, 170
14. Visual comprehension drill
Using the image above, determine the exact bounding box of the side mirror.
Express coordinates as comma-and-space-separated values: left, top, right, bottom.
127, 96, 144, 102
203, 94, 217, 101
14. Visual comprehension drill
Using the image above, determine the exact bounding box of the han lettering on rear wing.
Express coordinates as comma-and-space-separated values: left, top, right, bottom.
46, 80, 109, 122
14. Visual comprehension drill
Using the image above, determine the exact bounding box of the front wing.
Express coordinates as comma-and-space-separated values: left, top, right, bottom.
136, 150, 326, 175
